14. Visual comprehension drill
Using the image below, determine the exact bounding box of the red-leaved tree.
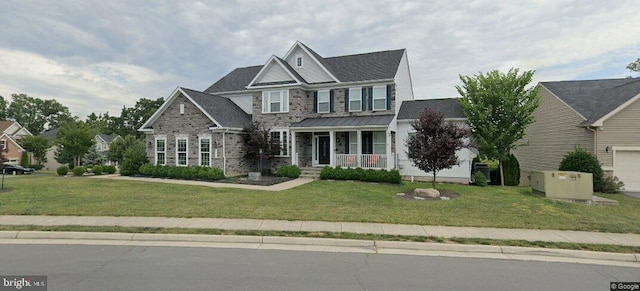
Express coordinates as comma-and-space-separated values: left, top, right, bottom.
406, 108, 470, 189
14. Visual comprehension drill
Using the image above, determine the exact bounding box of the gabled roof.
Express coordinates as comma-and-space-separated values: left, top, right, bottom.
0, 121, 15, 134
247, 55, 306, 87
397, 98, 465, 120
0, 120, 32, 136
40, 128, 58, 140
541, 78, 640, 126
205, 43, 405, 93
291, 115, 395, 128
180, 88, 252, 128
0, 133, 25, 152
97, 134, 120, 144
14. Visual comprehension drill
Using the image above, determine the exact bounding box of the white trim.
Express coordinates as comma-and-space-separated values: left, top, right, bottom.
154, 135, 166, 166
247, 55, 303, 88
175, 135, 188, 167
348, 87, 363, 112
262, 90, 290, 113
290, 125, 390, 131
317, 90, 330, 113
270, 128, 290, 157
591, 92, 640, 126
295, 54, 303, 68
0, 133, 25, 152
179, 103, 185, 115
282, 41, 340, 83
139, 87, 223, 132
209, 79, 395, 95
398, 118, 467, 123
198, 134, 212, 166
372, 85, 387, 111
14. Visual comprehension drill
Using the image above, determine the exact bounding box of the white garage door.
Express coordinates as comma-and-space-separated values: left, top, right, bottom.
614, 150, 640, 191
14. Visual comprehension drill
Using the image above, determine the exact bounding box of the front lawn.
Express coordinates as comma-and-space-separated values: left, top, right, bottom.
0, 172, 639, 233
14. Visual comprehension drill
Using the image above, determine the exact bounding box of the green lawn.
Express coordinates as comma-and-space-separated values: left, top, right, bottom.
1, 171, 639, 234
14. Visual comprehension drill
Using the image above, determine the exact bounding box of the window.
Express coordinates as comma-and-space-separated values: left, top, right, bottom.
0, 140, 5, 150
270, 129, 289, 156
348, 88, 362, 112
176, 137, 188, 166
296, 55, 303, 68
262, 90, 289, 113
155, 138, 166, 165
199, 136, 211, 166
349, 132, 358, 154
317, 90, 330, 113
179, 103, 185, 114
372, 86, 387, 110
373, 131, 386, 154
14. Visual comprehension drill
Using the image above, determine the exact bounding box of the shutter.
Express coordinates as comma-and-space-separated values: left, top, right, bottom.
283, 90, 289, 112
386, 85, 391, 110
344, 89, 350, 112
262, 92, 268, 113
361, 88, 366, 111
368, 87, 373, 111
330, 90, 335, 113
313, 91, 318, 113
344, 133, 349, 153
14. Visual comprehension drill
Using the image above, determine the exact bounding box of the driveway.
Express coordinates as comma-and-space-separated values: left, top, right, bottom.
622, 191, 640, 199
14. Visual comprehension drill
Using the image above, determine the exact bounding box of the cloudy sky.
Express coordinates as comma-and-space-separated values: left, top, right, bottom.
1, 0, 639, 119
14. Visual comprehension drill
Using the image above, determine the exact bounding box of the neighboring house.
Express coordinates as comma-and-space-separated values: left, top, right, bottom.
41, 128, 64, 170
0, 120, 33, 164
140, 41, 414, 176
513, 78, 640, 191
396, 98, 477, 183
95, 134, 121, 166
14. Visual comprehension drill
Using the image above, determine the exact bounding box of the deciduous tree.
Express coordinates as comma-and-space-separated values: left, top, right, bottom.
627, 58, 640, 72
6, 93, 73, 134
107, 135, 139, 164
54, 121, 96, 167
456, 68, 539, 186
242, 122, 281, 173
406, 108, 469, 189
19, 135, 51, 165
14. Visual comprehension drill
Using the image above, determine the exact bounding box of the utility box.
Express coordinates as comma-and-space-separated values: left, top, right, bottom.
531, 171, 593, 201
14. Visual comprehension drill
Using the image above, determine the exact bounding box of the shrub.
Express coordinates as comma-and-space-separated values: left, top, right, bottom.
30, 164, 44, 170
502, 154, 520, 186
93, 165, 103, 175
320, 166, 334, 180
474, 171, 487, 187
21, 152, 30, 168
138, 164, 154, 176
601, 175, 624, 193
277, 165, 301, 178
73, 166, 85, 176
559, 146, 603, 192
320, 166, 400, 184
120, 143, 149, 176
104, 165, 117, 174
56, 166, 69, 176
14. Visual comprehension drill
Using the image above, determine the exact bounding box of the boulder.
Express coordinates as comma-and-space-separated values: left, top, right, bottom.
414, 188, 440, 198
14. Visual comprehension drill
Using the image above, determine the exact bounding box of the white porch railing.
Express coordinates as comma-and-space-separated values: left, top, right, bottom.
335, 154, 387, 169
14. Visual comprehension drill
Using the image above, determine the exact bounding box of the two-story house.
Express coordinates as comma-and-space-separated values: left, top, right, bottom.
0, 120, 32, 164
140, 41, 414, 176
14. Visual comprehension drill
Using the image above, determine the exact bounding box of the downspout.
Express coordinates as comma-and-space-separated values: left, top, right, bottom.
586, 125, 598, 158
222, 130, 227, 176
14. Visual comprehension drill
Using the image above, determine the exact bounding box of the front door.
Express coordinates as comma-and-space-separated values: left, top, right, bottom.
318, 136, 330, 165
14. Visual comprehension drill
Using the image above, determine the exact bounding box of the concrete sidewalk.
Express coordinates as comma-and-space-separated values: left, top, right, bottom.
1, 215, 639, 247
89, 175, 314, 191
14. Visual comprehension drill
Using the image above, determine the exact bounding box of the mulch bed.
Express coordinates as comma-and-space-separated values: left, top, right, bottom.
215, 176, 293, 186
395, 189, 459, 201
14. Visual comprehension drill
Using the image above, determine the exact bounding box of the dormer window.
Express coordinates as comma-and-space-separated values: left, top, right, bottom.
296, 55, 303, 68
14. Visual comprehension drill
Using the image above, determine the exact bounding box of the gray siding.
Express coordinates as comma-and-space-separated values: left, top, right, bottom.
258, 62, 295, 83
284, 47, 334, 83
598, 98, 640, 168
513, 87, 594, 172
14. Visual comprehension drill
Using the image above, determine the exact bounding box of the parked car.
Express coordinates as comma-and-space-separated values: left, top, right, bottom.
3, 164, 35, 175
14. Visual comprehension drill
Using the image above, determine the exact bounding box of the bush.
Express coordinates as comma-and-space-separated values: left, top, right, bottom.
138, 164, 154, 176
21, 152, 30, 168
56, 166, 69, 176
320, 166, 401, 184
93, 165, 103, 175
138, 164, 225, 181
601, 175, 624, 193
277, 165, 301, 178
502, 154, 520, 186
120, 143, 149, 176
73, 166, 85, 176
559, 146, 603, 192
30, 164, 44, 170
474, 171, 487, 187
104, 165, 117, 174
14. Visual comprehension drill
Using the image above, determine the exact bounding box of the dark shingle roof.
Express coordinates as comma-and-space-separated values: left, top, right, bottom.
181, 88, 252, 128
205, 48, 405, 93
40, 128, 58, 140
397, 98, 465, 120
291, 115, 395, 128
541, 78, 640, 124
97, 133, 119, 143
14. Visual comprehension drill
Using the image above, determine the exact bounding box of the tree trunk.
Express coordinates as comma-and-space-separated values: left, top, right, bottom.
499, 159, 505, 186
432, 171, 437, 189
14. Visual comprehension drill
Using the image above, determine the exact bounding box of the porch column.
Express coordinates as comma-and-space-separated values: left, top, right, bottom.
291, 130, 297, 166
356, 130, 362, 168
329, 130, 335, 167
386, 128, 393, 170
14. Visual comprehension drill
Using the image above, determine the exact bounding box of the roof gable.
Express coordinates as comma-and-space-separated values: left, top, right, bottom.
541, 78, 640, 125
283, 42, 338, 83
0, 133, 25, 152
397, 98, 465, 120
247, 56, 304, 87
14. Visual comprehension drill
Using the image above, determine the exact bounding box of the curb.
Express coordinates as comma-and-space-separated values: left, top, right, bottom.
2, 231, 638, 267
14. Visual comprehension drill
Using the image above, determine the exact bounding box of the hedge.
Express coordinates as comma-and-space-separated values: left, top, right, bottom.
138, 164, 225, 181
276, 165, 301, 178
320, 166, 401, 184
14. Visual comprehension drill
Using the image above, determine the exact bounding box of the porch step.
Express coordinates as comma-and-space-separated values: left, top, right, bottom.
299, 167, 322, 179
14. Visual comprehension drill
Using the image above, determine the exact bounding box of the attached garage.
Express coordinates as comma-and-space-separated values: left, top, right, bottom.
614, 149, 640, 191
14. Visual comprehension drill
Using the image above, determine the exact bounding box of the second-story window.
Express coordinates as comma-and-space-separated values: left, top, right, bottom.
317, 90, 330, 113
372, 86, 387, 110
262, 90, 289, 113
348, 87, 362, 112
